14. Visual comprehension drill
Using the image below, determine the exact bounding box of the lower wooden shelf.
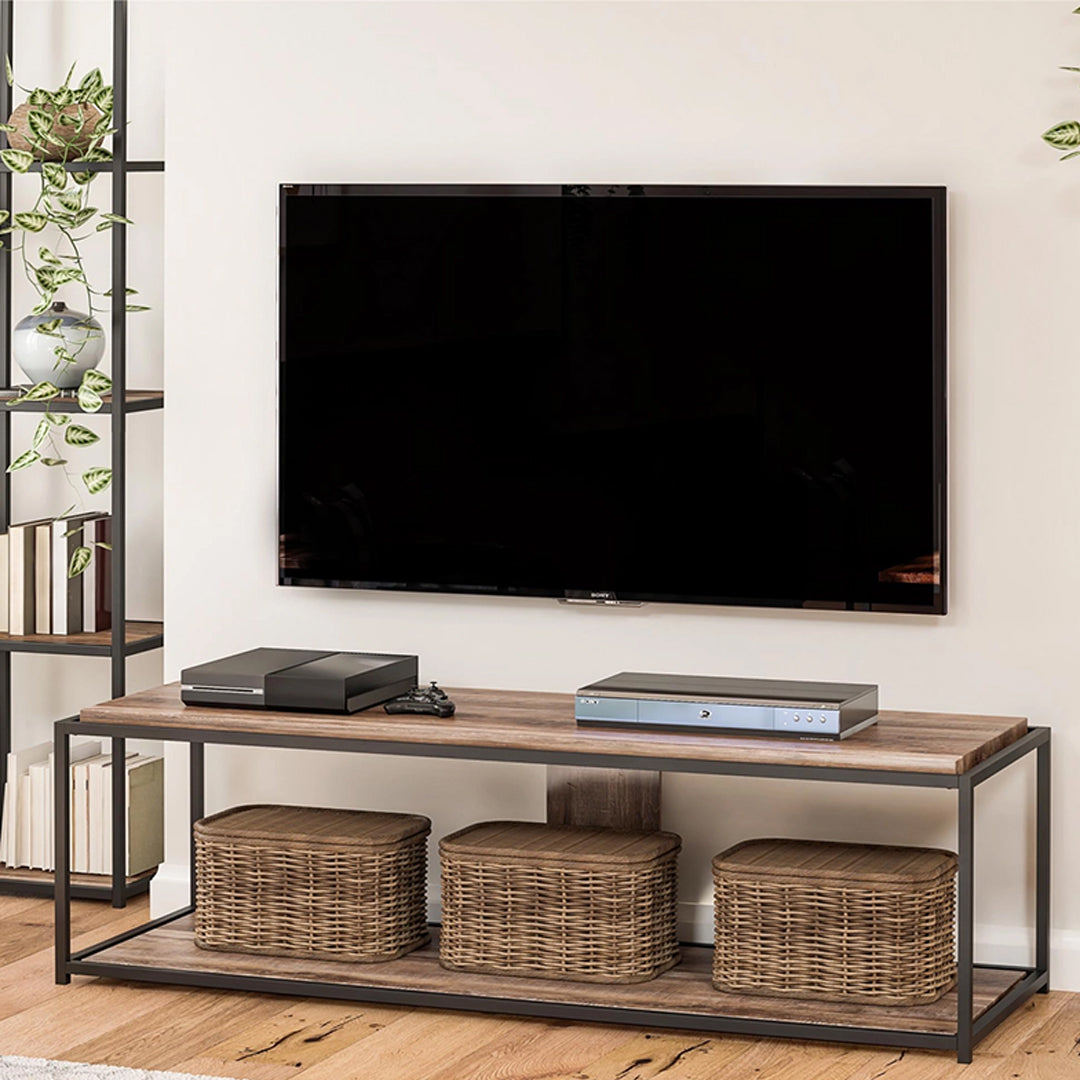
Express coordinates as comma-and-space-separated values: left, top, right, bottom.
0, 864, 155, 899
83, 916, 1021, 1037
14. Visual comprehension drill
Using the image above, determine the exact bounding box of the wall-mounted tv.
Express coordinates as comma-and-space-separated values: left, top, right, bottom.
279, 184, 946, 614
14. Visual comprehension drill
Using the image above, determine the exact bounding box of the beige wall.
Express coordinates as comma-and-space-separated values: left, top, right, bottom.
161, 1, 1080, 985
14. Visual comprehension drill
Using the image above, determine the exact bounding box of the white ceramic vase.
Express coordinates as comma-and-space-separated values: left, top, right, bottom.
13, 301, 105, 389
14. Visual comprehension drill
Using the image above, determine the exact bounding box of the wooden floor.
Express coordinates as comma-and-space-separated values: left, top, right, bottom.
0, 895, 1077, 1079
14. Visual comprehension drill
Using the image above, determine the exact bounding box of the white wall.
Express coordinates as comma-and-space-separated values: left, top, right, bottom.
162, 1, 1080, 985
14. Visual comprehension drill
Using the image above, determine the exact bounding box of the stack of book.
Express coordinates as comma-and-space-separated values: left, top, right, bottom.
0, 512, 112, 636
0, 738, 163, 875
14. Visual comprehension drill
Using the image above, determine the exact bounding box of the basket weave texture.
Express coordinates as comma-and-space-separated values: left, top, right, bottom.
439, 821, 681, 984
194, 804, 431, 963
712, 839, 957, 1006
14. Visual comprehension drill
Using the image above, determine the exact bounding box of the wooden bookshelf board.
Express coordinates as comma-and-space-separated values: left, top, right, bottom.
0, 620, 163, 654
81, 683, 1027, 776
88, 916, 1020, 1037
0, 864, 155, 888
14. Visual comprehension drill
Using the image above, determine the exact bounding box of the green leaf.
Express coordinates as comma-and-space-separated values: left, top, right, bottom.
81, 465, 111, 494
126, 304, 150, 312
55, 188, 82, 214
76, 385, 102, 413
103, 287, 137, 297
61, 61, 76, 91
95, 220, 112, 232
100, 212, 134, 226
39, 457, 67, 466
93, 541, 112, 551
80, 369, 112, 394
26, 108, 53, 142
6, 448, 39, 472
42, 162, 68, 190
45, 411, 69, 426
34, 318, 61, 336
71, 206, 96, 227
79, 147, 111, 163
0, 122, 15, 134
1061, 149, 1080, 161
53, 87, 72, 108
27, 88, 50, 107
14, 211, 48, 232
67, 545, 92, 578
1042, 120, 1080, 150
23, 381, 59, 402
32, 416, 50, 449
91, 86, 113, 115
5, 56, 12, 89
30, 298, 53, 316
70, 170, 92, 186
77, 67, 103, 101
37, 247, 61, 265
64, 424, 99, 447
0, 148, 33, 173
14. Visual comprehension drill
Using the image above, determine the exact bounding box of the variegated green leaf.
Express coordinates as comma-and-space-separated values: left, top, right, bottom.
54, 87, 72, 107
42, 162, 68, 190
67, 545, 92, 578
1062, 149, 1080, 161
64, 424, 99, 447
80, 369, 112, 394
31, 298, 53, 316
34, 319, 61, 337
1042, 120, 1080, 150
77, 67, 103, 100
126, 304, 150, 312
7, 448, 39, 472
96, 220, 112, 232
80, 147, 111, 163
27, 108, 53, 141
93, 541, 112, 551
100, 212, 134, 226
39, 457, 67, 466
56, 189, 82, 213
27, 88, 51, 107
37, 247, 61, 265
23, 381, 59, 402
76, 384, 102, 413
0, 211, 8, 226
103, 287, 137, 297
81, 465, 111, 494
0, 148, 33, 173
72, 206, 96, 227
32, 417, 50, 449
0, 122, 15, 133
5, 56, 12, 89
14, 212, 48, 232
61, 61, 76, 90
71, 170, 92, 186
92, 86, 113, 115
46, 411, 69, 426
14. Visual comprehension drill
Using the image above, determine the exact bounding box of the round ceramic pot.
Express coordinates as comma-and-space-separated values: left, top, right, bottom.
13, 301, 104, 388
6, 101, 103, 161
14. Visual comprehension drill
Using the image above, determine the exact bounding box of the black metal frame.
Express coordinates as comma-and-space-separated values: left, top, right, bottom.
53, 718, 1050, 1064
0, 0, 164, 900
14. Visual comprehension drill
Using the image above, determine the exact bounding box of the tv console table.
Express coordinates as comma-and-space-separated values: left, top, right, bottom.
54, 684, 1050, 1064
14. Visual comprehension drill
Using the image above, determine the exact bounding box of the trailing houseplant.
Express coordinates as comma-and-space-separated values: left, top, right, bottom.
0, 60, 146, 578
1043, 7, 1080, 160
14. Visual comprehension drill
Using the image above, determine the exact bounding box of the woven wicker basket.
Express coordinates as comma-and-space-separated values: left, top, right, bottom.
194, 804, 431, 963
439, 820, 681, 984
712, 838, 957, 1006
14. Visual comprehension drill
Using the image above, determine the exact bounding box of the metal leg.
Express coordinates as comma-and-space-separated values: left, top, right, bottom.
189, 742, 204, 906
1036, 735, 1051, 991
54, 720, 71, 984
110, 736, 126, 907
957, 775, 975, 1064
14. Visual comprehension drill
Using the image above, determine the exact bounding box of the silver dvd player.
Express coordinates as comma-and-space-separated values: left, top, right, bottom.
575, 673, 878, 740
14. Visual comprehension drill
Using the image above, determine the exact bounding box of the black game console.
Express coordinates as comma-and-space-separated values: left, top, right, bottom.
180, 648, 418, 714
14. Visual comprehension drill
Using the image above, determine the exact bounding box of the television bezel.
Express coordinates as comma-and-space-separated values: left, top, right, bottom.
278, 183, 947, 615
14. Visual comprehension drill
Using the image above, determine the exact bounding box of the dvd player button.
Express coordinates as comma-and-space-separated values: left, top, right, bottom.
700, 709, 710, 719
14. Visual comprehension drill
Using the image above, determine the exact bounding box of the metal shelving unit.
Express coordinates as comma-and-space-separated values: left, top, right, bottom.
0, 0, 162, 900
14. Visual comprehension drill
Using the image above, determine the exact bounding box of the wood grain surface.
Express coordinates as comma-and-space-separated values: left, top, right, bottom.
547, 766, 661, 829
0, 619, 163, 648
88, 914, 1018, 1037
0, 895, 1074, 1078
81, 682, 1029, 775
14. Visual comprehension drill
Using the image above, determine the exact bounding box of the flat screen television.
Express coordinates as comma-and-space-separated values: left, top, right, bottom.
279, 184, 946, 614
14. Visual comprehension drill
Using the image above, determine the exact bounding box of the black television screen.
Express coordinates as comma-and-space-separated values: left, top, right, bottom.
279, 184, 946, 614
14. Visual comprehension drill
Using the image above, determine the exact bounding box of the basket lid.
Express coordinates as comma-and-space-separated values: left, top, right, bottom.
712, 838, 956, 884
195, 804, 431, 847
440, 820, 681, 865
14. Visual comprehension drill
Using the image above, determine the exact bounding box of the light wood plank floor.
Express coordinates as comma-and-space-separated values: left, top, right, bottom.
1, 895, 1077, 1079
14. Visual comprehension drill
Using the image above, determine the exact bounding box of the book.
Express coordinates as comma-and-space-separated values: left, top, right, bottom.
3, 740, 50, 868
71, 752, 109, 873
8, 521, 38, 636
0, 533, 9, 634
51, 516, 86, 636
88, 750, 135, 875
47, 739, 102, 870
34, 523, 51, 634
123, 755, 164, 876
28, 760, 49, 869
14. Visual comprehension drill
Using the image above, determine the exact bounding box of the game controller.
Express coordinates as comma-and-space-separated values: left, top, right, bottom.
384, 681, 456, 718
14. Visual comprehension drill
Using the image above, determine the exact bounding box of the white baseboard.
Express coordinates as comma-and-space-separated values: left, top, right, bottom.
149, 861, 191, 919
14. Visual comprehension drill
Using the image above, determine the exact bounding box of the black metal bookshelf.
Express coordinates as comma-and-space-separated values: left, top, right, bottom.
0, 0, 162, 901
